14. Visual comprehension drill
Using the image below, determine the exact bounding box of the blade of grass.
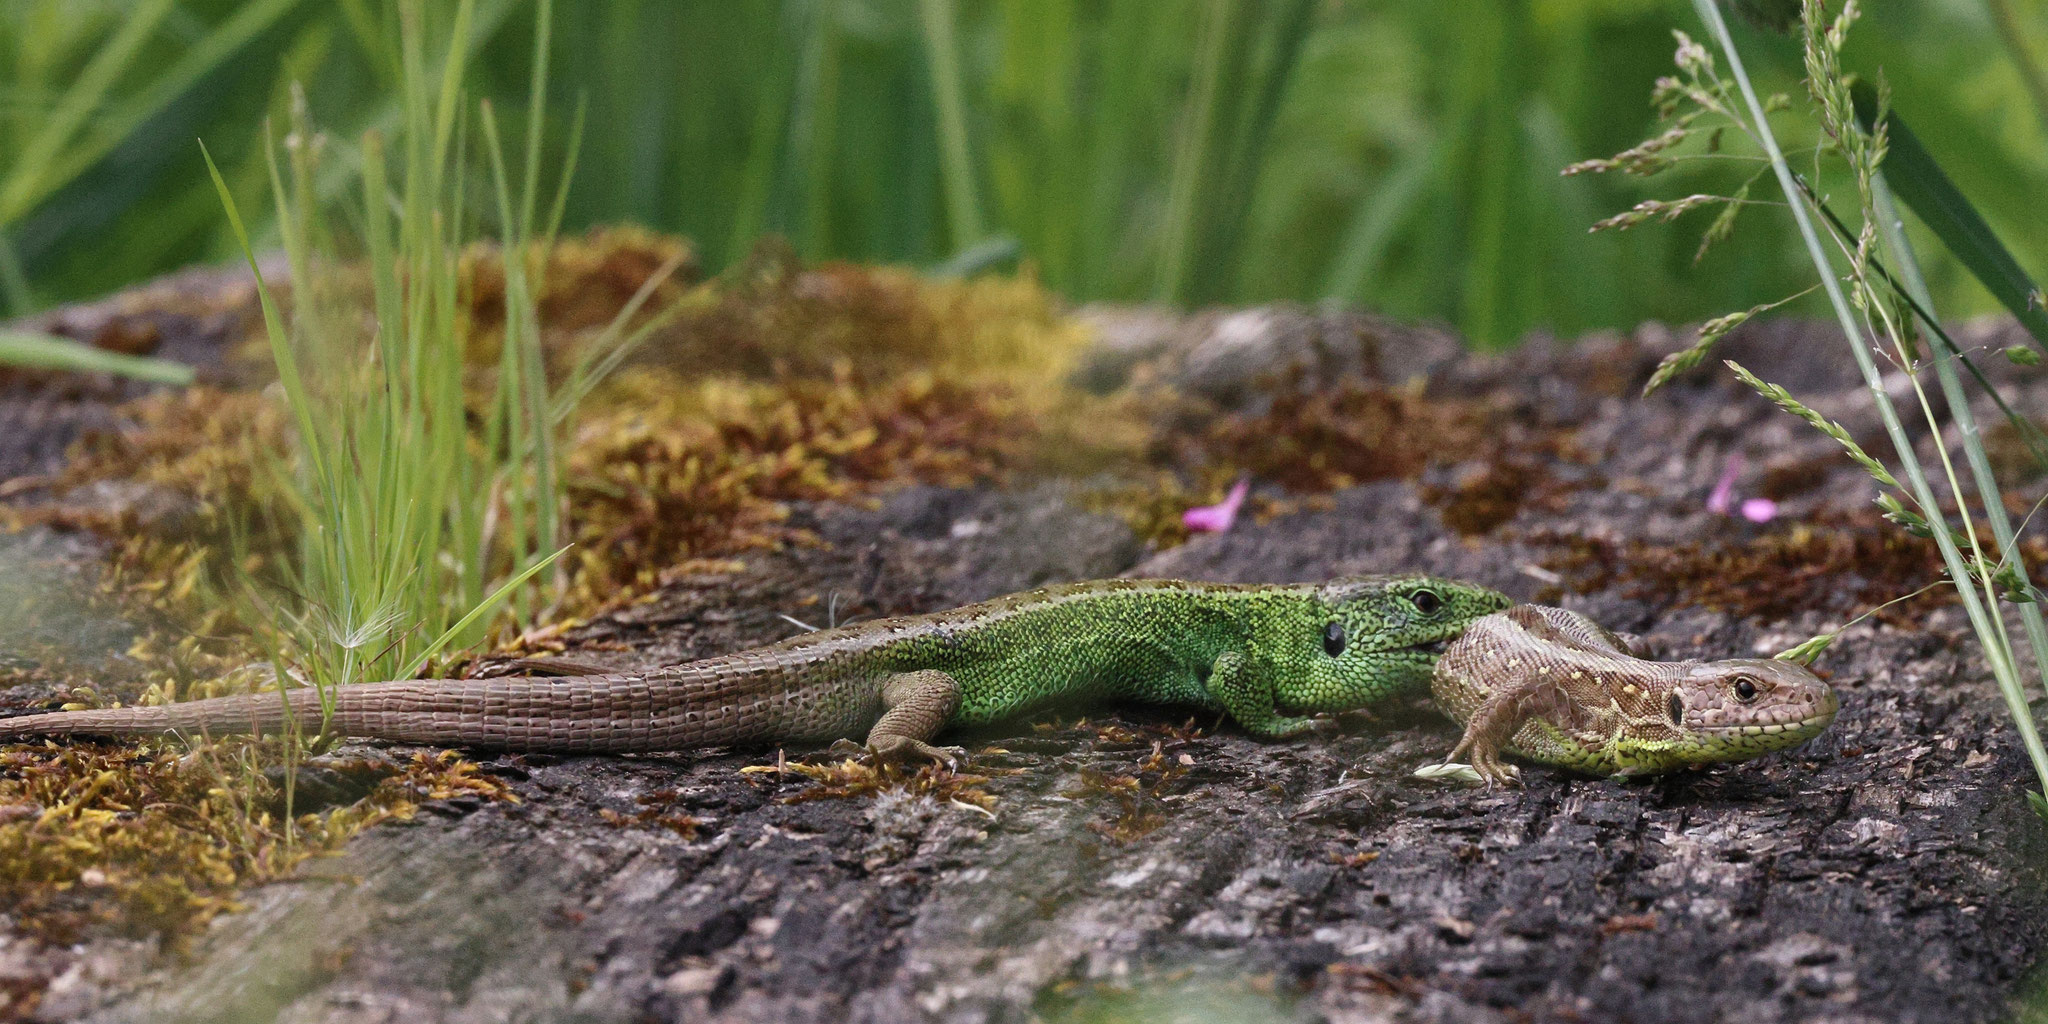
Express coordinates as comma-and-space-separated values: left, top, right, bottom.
202, 139, 329, 480
1852, 83, 2048, 352
1154, 0, 1233, 303
540, 96, 587, 242
930, 234, 1022, 278
518, 0, 554, 239
919, 0, 985, 250
1800, 181, 2048, 468
551, 250, 700, 424
400, 545, 569, 679
0, 329, 193, 384
1693, 0, 2048, 803
0, 0, 175, 226
726, 1, 811, 265
1186, 0, 1315, 303
1872, 166, 2048, 771
1321, 136, 1442, 303
14, 0, 304, 228
0, 232, 32, 315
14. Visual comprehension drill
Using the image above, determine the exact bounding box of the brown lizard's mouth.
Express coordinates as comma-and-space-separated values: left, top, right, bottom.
1698, 707, 1839, 736
1694, 698, 1840, 736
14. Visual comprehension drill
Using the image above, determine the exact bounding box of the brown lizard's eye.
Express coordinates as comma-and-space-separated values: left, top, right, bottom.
1733, 676, 1759, 703
1323, 621, 1346, 657
1668, 692, 1685, 725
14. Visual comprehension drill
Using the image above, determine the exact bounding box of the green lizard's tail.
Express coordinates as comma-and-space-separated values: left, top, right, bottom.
0, 673, 723, 753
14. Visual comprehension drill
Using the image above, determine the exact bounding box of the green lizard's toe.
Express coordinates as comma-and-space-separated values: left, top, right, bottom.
868, 735, 969, 768
1248, 715, 1321, 739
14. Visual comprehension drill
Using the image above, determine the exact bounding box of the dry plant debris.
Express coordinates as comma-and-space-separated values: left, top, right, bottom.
0, 233, 1102, 951
741, 755, 1003, 814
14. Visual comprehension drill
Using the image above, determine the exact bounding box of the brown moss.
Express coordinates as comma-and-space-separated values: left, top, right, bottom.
28, 241, 1093, 650
640, 241, 1089, 382
1529, 510, 1948, 620
598, 789, 703, 839
460, 224, 702, 367
1194, 381, 1493, 493
1327, 848, 1381, 868
559, 365, 1034, 613
1429, 460, 1536, 537
0, 744, 508, 950
1082, 379, 1508, 550
51, 388, 284, 524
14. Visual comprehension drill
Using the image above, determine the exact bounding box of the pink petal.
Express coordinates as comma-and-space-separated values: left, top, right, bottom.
1707, 453, 1742, 516
1740, 497, 1778, 523
1183, 477, 1251, 533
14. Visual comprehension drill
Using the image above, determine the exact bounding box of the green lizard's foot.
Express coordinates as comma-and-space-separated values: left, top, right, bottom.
867, 735, 969, 768
1206, 650, 1324, 740
1247, 715, 1322, 740
829, 736, 968, 768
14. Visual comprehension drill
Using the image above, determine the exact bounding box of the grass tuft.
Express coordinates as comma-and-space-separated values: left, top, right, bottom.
1588, 0, 2048, 812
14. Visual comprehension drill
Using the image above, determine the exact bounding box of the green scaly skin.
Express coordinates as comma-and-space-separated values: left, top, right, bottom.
0, 574, 1512, 762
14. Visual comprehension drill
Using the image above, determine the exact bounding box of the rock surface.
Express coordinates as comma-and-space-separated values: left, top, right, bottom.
6, 276, 2048, 1023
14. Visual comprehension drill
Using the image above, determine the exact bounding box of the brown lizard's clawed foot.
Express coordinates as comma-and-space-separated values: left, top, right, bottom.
1446, 732, 1524, 789
1467, 746, 1523, 789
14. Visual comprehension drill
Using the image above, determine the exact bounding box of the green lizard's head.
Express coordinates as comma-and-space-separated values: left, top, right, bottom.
1296, 574, 1511, 709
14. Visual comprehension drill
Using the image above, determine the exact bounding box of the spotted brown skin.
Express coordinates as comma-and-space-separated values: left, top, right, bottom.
1431, 605, 1840, 783
0, 574, 1509, 763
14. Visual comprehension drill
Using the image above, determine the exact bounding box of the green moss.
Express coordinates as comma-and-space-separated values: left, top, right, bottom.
0, 744, 510, 949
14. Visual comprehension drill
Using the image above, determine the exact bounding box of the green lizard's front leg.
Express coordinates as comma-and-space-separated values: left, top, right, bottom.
1207, 651, 1318, 738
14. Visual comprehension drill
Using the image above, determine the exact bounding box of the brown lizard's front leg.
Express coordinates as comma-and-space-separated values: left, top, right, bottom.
1446, 669, 1576, 787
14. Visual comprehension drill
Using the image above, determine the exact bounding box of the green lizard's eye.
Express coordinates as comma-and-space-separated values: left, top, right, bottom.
1409, 589, 1442, 615
1732, 677, 1759, 703
1323, 621, 1346, 657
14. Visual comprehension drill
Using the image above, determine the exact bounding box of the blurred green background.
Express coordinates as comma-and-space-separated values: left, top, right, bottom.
2, 0, 2043, 346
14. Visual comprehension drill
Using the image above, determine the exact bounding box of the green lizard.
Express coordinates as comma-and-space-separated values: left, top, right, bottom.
0, 574, 1510, 761
1431, 604, 1840, 783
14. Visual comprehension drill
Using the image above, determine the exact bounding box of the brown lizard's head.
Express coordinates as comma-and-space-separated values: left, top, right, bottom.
1645, 658, 1839, 770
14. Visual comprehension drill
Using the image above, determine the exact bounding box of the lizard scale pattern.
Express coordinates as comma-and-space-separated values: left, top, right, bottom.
0, 574, 1511, 760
